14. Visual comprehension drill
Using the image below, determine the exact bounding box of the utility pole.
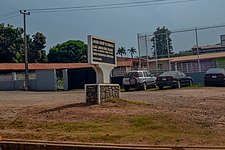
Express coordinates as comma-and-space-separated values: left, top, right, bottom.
20, 10, 30, 91
154, 35, 158, 75
195, 28, 201, 72
166, 31, 171, 71
145, 35, 149, 71
137, 33, 142, 69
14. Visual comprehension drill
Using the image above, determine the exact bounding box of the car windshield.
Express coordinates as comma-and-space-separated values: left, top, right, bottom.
206, 68, 225, 74
160, 71, 178, 77
125, 72, 143, 77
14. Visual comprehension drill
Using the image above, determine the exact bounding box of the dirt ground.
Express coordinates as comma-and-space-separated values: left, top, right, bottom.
0, 87, 225, 145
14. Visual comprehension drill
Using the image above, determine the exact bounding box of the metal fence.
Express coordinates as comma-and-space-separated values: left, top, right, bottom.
0, 72, 36, 81
16, 72, 36, 80
0, 73, 12, 82
137, 24, 225, 75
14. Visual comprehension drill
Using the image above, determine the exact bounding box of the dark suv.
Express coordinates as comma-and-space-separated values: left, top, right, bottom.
122, 70, 156, 91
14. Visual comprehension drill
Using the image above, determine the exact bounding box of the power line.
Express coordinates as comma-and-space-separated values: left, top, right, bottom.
0, 14, 20, 21
138, 23, 225, 37
0, 11, 18, 18
27, 0, 168, 11
0, 0, 200, 18
26, 0, 200, 13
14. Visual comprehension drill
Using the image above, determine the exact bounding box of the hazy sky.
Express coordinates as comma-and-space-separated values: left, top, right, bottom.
1, 0, 225, 57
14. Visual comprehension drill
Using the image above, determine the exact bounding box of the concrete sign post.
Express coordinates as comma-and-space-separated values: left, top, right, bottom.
88, 35, 117, 83
86, 35, 120, 104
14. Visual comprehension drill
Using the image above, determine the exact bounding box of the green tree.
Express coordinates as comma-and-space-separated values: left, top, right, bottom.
127, 47, 136, 58
0, 24, 23, 63
47, 40, 87, 63
28, 32, 47, 62
151, 26, 173, 58
116, 47, 126, 57
0, 24, 47, 63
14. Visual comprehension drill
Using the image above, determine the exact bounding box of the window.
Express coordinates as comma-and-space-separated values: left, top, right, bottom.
181, 72, 186, 77
147, 72, 153, 77
158, 64, 163, 70
143, 72, 148, 77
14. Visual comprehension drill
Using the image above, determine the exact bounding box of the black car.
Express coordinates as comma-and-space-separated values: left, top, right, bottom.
204, 68, 225, 86
156, 71, 193, 90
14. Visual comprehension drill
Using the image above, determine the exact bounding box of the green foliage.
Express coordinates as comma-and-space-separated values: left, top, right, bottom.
127, 47, 137, 58
172, 51, 193, 57
1, 114, 215, 144
0, 23, 47, 63
28, 32, 47, 63
47, 40, 87, 63
117, 46, 126, 57
0, 24, 23, 63
151, 26, 174, 58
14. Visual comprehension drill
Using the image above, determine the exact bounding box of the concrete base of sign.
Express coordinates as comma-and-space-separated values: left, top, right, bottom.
85, 84, 120, 105
93, 64, 114, 84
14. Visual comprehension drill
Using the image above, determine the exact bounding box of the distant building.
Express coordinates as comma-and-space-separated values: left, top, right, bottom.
148, 52, 225, 74
192, 44, 225, 55
112, 57, 149, 77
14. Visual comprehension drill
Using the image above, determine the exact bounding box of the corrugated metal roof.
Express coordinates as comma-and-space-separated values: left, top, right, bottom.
0, 63, 94, 71
171, 52, 225, 62
192, 44, 225, 49
148, 52, 225, 63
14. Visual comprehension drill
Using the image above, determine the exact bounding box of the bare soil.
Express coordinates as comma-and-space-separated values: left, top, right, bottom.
0, 87, 225, 145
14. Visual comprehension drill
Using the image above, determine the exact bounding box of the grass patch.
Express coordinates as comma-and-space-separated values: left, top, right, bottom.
1, 114, 217, 144
182, 83, 204, 89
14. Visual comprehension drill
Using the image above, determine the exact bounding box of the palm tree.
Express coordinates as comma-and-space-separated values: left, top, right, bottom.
117, 47, 126, 57
128, 47, 137, 58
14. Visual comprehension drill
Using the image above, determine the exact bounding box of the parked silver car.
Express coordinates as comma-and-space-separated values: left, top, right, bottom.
122, 70, 156, 91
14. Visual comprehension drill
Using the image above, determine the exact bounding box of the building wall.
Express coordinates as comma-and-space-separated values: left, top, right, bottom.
0, 70, 57, 91
36, 70, 57, 91
0, 81, 13, 91
172, 59, 218, 73
149, 60, 170, 74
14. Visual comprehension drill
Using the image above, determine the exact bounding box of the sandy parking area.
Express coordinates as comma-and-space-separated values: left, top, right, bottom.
0, 87, 225, 145
1, 87, 225, 124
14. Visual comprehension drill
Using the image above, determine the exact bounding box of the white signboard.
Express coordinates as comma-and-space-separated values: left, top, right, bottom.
221, 35, 225, 46
88, 35, 116, 66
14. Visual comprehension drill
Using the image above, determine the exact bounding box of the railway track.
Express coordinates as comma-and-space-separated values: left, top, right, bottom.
1, 139, 225, 150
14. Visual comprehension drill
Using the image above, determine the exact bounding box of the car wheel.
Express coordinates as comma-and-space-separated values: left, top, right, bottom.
177, 81, 181, 88
124, 86, 130, 92
129, 77, 137, 85
143, 83, 147, 91
152, 83, 157, 88
158, 86, 163, 90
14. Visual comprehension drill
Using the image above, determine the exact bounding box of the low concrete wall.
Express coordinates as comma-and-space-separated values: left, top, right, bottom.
186, 72, 206, 84
85, 84, 120, 105
1, 140, 225, 150
14, 79, 37, 91
0, 81, 13, 91
14, 80, 24, 90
